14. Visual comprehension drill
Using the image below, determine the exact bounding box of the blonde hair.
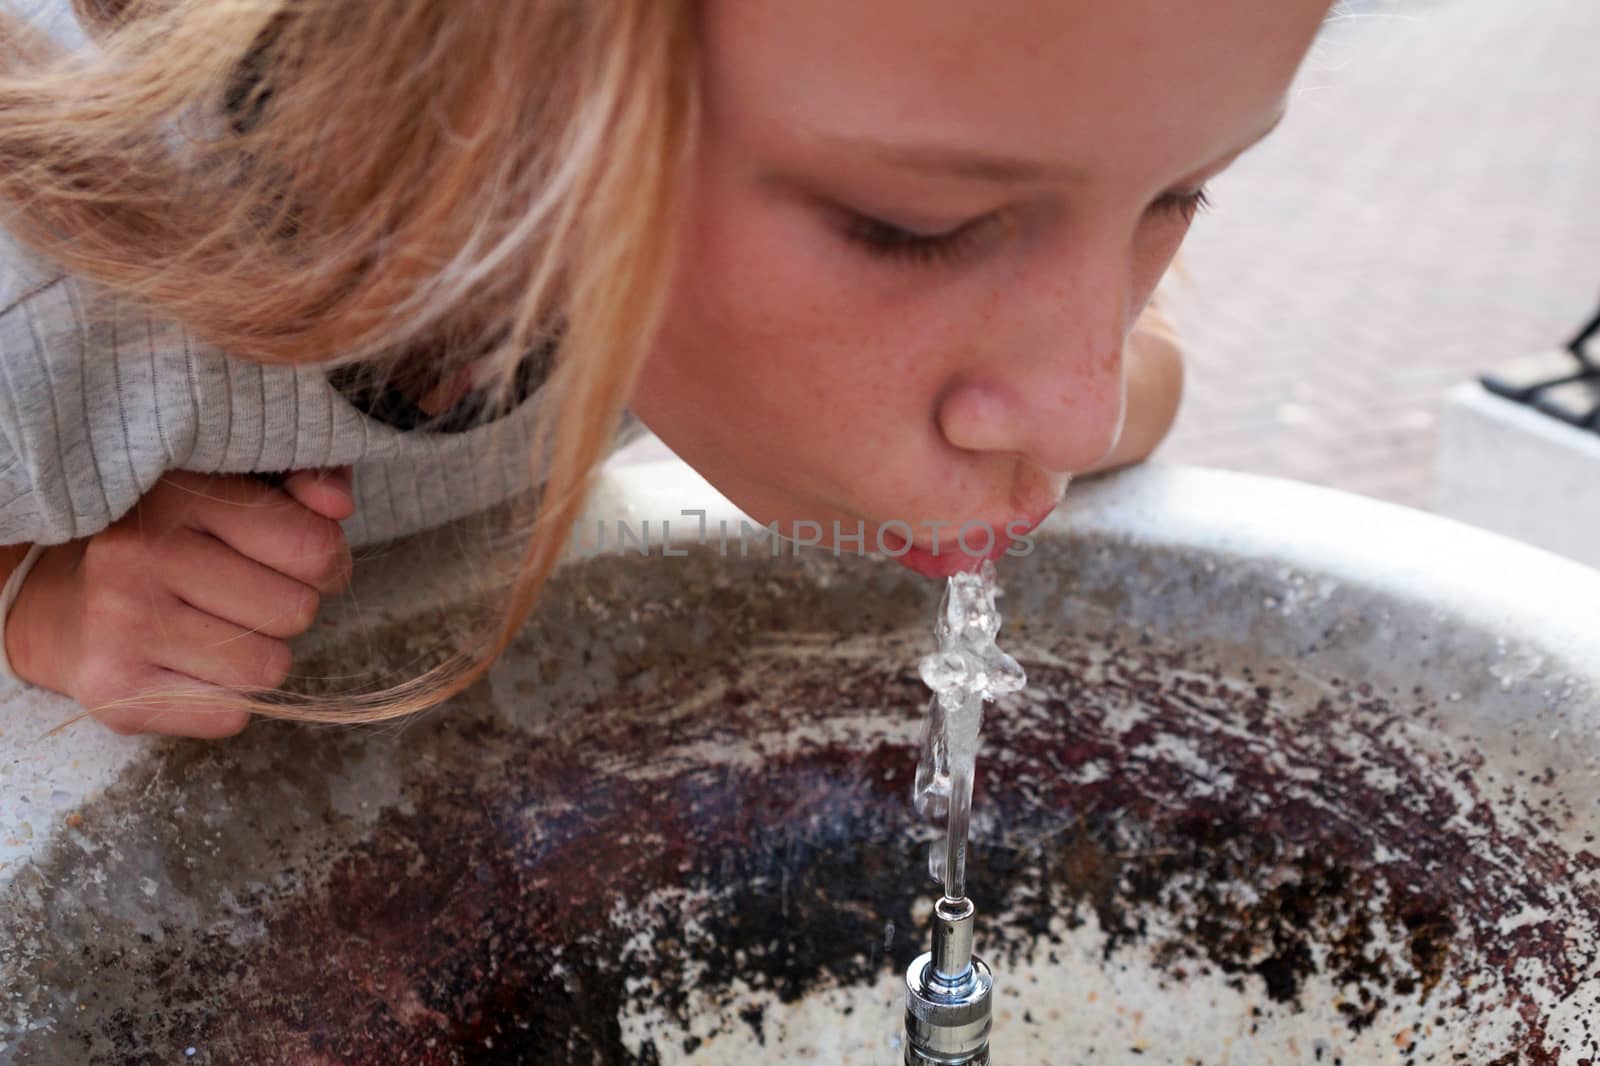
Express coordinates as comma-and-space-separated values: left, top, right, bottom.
0, 0, 699, 723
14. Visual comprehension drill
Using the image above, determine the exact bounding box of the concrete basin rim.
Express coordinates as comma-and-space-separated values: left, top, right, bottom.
603, 459, 1600, 680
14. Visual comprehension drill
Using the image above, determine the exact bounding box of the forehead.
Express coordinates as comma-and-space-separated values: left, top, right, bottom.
701, 0, 1330, 182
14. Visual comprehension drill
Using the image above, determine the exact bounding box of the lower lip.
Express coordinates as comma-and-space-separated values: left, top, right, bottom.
893, 542, 1004, 579
881, 510, 1055, 580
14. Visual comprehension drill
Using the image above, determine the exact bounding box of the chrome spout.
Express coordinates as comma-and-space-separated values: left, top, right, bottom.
904, 895, 993, 1066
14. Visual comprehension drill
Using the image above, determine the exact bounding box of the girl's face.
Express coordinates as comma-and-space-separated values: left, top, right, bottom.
630, 0, 1329, 575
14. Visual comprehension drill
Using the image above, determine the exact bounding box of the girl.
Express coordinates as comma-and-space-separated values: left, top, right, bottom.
0, 0, 1330, 738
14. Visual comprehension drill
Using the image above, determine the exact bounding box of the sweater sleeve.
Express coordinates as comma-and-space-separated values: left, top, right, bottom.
0, 369, 38, 545
0, 226, 585, 549
0, 276, 184, 546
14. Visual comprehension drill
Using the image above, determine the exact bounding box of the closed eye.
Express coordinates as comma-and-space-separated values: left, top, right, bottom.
1151, 186, 1212, 224
839, 212, 999, 266
841, 187, 1206, 267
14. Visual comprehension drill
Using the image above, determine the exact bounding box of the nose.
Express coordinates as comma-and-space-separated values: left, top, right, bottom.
935, 245, 1129, 475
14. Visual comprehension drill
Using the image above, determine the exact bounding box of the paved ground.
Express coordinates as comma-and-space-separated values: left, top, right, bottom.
1161, 0, 1600, 508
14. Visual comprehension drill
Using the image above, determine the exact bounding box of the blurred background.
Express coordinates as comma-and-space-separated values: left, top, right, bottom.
1161, 0, 1599, 509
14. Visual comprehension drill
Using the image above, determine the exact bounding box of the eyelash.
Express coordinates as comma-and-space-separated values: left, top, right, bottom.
1155, 186, 1212, 224
842, 185, 1212, 267
841, 213, 994, 266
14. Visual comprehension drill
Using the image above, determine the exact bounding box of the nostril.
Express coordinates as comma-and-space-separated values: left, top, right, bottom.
934, 380, 1011, 456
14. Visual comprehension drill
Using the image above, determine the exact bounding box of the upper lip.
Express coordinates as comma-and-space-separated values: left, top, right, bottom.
1016, 496, 1063, 535
863, 466, 1068, 555
1015, 469, 1071, 526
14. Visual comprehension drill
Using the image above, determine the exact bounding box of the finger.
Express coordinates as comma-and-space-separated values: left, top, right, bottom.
168, 475, 352, 594
158, 528, 321, 639
279, 466, 356, 523
91, 670, 252, 739
148, 603, 295, 693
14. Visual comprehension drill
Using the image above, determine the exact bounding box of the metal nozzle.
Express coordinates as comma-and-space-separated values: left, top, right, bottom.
904, 896, 993, 1066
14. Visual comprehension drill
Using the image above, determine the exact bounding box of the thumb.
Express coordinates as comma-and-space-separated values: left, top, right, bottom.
278, 466, 356, 522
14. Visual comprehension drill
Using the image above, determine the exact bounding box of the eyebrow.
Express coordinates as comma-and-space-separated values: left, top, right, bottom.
824, 109, 1288, 186
820, 134, 1085, 184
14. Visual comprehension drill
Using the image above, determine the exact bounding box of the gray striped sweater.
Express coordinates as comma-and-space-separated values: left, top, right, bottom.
0, 230, 631, 549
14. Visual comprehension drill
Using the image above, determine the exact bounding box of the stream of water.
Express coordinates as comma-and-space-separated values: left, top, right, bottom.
913, 561, 1026, 901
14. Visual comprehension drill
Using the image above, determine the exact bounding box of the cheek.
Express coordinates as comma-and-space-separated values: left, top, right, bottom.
650, 170, 951, 464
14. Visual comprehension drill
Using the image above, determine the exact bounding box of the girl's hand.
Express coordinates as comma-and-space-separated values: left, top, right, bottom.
4, 469, 355, 737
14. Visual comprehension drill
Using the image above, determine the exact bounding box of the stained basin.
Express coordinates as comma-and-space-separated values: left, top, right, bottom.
1, 463, 1597, 1065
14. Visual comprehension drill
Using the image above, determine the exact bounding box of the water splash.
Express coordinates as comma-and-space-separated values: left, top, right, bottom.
913, 561, 1025, 899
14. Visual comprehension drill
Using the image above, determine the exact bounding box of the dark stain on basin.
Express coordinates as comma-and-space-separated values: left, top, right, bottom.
1, 548, 1596, 1064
